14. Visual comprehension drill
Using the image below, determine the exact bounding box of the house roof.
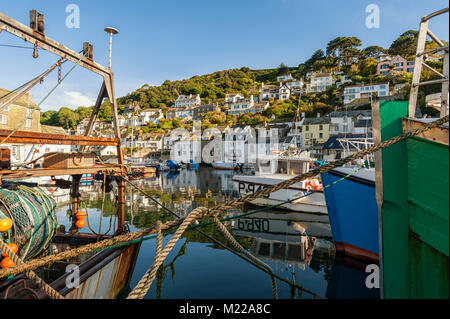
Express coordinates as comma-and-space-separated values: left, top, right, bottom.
303, 117, 331, 125
323, 134, 369, 150
344, 82, 389, 89
329, 110, 372, 118
0, 88, 38, 108
355, 119, 373, 128
310, 72, 332, 79
41, 125, 67, 135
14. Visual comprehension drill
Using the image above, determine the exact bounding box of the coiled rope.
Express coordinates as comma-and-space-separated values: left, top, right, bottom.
0, 115, 448, 292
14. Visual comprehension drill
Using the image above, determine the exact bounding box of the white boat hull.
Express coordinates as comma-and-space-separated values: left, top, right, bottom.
233, 174, 328, 215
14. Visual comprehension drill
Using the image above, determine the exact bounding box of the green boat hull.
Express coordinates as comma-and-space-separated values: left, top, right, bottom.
375, 101, 449, 299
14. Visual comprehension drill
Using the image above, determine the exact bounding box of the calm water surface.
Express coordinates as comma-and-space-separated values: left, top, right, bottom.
54, 167, 379, 299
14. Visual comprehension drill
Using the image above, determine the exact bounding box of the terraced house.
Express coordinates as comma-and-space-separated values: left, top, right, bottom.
0, 88, 70, 164
301, 117, 331, 148
343, 83, 390, 105
377, 55, 415, 75
174, 94, 201, 108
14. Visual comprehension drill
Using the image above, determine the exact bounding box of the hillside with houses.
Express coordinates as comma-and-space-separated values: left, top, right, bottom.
4, 31, 442, 162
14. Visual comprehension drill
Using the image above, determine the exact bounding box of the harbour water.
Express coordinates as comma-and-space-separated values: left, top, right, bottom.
54, 167, 380, 299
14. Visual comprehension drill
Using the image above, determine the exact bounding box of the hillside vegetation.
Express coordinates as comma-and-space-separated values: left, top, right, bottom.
40, 31, 446, 130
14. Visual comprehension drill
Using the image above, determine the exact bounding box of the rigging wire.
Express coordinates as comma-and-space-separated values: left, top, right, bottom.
0, 43, 34, 50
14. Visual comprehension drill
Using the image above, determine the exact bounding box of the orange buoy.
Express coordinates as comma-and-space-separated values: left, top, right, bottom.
1, 243, 18, 257
75, 219, 86, 229
75, 211, 87, 220
1, 257, 15, 269
0, 218, 12, 232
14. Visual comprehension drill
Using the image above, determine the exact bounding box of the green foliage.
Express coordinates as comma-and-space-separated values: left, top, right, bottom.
203, 111, 227, 125
263, 99, 297, 118
389, 30, 419, 58
278, 63, 289, 76
236, 113, 269, 126
56, 107, 80, 129
361, 46, 387, 58
357, 58, 378, 77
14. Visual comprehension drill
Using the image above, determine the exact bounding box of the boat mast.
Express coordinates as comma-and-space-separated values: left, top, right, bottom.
0, 10, 126, 233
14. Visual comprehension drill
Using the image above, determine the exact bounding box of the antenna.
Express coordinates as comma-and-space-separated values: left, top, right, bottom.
104, 27, 119, 70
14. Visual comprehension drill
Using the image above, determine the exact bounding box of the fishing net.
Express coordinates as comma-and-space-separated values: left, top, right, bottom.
0, 185, 58, 261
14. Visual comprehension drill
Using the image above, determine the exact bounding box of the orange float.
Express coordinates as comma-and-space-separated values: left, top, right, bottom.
75, 219, 86, 229
75, 211, 87, 220
1, 257, 15, 269
0, 218, 12, 232
1, 243, 18, 257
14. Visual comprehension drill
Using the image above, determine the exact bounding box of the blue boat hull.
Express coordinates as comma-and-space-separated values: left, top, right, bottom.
321, 170, 379, 262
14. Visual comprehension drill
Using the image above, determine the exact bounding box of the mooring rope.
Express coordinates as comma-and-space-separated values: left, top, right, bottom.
0, 115, 448, 287
126, 208, 206, 299
212, 216, 278, 299
126, 221, 163, 299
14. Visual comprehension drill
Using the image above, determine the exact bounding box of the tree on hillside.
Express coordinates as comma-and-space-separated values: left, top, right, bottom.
358, 58, 379, 77
326, 37, 362, 68
389, 30, 419, 58
361, 46, 387, 58
203, 111, 227, 125
305, 50, 325, 69
278, 63, 289, 76
57, 107, 79, 129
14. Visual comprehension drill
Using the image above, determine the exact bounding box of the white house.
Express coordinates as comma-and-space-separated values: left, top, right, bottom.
336, 75, 352, 87
227, 95, 269, 115
140, 108, 164, 125
166, 107, 195, 120
306, 72, 333, 93
174, 94, 201, 108
285, 79, 304, 91
225, 93, 245, 105
328, 110, 372, 135
343, 83, 390, 105
277, 74, 295, 82
260, 83, 291, 101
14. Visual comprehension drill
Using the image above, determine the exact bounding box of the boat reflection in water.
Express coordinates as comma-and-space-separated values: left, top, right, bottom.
85, 166, 380, 299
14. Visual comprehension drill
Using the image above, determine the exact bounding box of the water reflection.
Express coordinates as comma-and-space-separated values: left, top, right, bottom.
53, 167, 379, 299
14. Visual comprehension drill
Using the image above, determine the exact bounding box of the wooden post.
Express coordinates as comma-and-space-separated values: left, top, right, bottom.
115, 176, 126, 234
69, 174, 82, 233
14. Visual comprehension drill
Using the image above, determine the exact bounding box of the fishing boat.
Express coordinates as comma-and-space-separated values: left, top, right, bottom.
232, 153, 327, 217
321, 138, 379, 262
0, 10, 141, 299
374, 8, 449, 299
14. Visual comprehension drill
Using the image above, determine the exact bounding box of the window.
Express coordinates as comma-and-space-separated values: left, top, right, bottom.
381, 64, 390, 69
407, 68, 414, 73
0, 114, 7, 125
305, 126, 309, 131
407, 61, 415, 65
319, 125, 323, 131
319, 133, 323, 139
26, 119, 32, 128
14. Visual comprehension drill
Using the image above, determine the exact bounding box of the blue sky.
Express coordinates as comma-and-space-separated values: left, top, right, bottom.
0, 0, 448, 111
